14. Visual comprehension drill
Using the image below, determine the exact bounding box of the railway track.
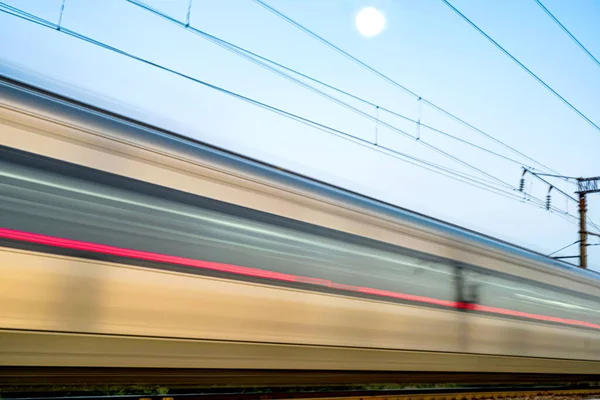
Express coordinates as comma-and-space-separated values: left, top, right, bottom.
3, 368, 600, 388
3, 386, 600, 400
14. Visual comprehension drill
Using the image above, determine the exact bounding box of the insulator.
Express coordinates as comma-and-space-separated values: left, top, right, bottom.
519, 178, 525, 192
546, 194, 551, 210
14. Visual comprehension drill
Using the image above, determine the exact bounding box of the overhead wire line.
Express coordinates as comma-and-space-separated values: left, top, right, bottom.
547, 239, 580, 257
0, 2, 540, 204
0, 2, 566, 216
2, 2, 586, 228
128, 0, 591, 228
527, 170, 600, 233
522, 170, 600, 234
0, 1, 579, 220
124, 0, 521, 191
118, 1, 589, 226
523, 168, 600, 234
251, 1, 600, 236
533, 0, 600, 70
440, 0, 600, 134
251, 0, 559, 175
127, 0, 537, 172
246, 0, 592, 224
524, 168, 578, 203
123, 2, 600, 237
125, 0, 585, 215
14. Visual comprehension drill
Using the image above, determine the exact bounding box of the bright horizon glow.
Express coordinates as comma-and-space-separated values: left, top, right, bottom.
355, 7, 385, 37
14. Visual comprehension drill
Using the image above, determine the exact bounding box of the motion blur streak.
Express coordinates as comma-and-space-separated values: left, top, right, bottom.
2, 77, 600, 371
2, 226, 600, 330
0, 227, 295, 283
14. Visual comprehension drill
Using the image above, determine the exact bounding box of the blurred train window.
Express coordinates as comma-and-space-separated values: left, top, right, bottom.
2, 149, 600, 327
0, 156, 455, 302
470, 270, 600, 325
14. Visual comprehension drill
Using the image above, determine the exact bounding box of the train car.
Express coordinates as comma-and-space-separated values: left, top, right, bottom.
1, 76, 600, 374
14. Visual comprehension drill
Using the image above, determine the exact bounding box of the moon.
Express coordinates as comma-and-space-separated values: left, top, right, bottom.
355, 7, 385, 37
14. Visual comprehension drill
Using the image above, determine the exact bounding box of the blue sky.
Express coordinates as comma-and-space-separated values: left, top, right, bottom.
1, 0, 600, 269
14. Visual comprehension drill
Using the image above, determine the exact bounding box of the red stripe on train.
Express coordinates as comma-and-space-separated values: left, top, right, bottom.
1, 227, 598, 330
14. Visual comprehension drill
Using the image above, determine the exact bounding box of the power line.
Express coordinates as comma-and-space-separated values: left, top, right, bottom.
129, 0, 600, 229
0, 3, 532, 199
440, 0, 600, 134
525, 172, 579, 180
547, 239, 579, 257
4, 1, 590, 240
5, 2, 596, 269
248, 0, 596, 230
0, 1, 575, 222
251, 0, 559, 175
57, 0, 65, 28
124, 0, 524, 191
126, 0, 539, 172
184, 0, 192, 27
126, 0, 594, 229
125, 0, 600, 236
126, 0, 523, 188
524, 172, 600, 237
522, 168, 600, 235
523, 168, 577, 202
534, 0, 600, 69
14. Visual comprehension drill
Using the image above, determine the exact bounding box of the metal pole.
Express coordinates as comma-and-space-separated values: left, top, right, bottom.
579, 191, 587, 269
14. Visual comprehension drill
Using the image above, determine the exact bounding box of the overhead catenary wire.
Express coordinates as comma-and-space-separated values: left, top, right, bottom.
251, 0, 560, 175
3, 2, 591, 238
5, 1, 598, 272
524, 168, 577, 203
547, 239, 580, 257
523, 168, 600, 235
534, 0, 600, 70
184, 0, 192, 27
250, 0, 600, 250
0, 1, 576, 222
0, 12, 497, 198
526, 169, 600, 234
125, 0, 598, 224
0, 3, 532, 197
10, 0, 519, 194
521, 169, 600, 235
123, 0, 525, 192
245, 0, 600, 232
126, 0, 538, 172
440, 0, 600, 134
123, 0, 600, 236
57, 0, 65, 29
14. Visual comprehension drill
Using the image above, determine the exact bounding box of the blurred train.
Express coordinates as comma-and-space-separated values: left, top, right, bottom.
1, 76, 600, 374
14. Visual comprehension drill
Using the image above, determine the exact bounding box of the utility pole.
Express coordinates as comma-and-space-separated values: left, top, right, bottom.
578, 191, 587, 269
577, 177, 600, 269
520, 170, 600, 269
